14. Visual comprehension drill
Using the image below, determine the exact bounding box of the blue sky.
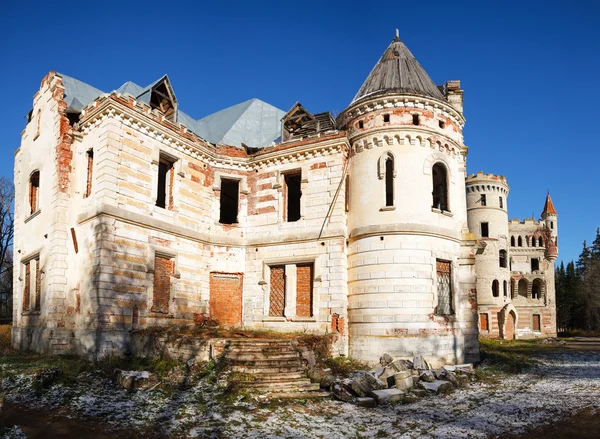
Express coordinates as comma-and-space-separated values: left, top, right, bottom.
2, 0, 598, 264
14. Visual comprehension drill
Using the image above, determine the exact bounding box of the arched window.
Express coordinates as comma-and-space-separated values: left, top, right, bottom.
532, 279, 542, 299
378, 152, 395, 207
29, 170, 40, 215
531, 237, 536, 247
492, 280, 499, 297
385, 157, 394, 207
518, 279, 528, 298
503, 280, 508, 297
511, 236, 515, 247
432, 163, 449, 212
499, 250, 507, 268
518, 236, 523, 247
538, 237, 543, 247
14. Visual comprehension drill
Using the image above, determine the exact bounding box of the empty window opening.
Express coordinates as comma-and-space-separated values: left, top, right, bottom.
480, 313, 489, 331
503, 280, 508, 297
551, 221, 554, 229
67, 112, 80, 127
481, 222, 489, 238
439, 120, 445, 129
29, 171, 40, 215
481, 194, 487, 206
358, 121, 364, 129
296, 263, 313, 318
156, 155, 175, 209
533, 314, 541, 331
518, 279, 528, 298
385, 158, 394, 206
492, 280, 499, 297
152, 255, 174, 314
150, 81, 176, 122
432, 163, 449, 211
284, 172, 302, 222
435, 260, 453, 315
518, 236, 523, 247
84, 150, 93, 198
532, 237, 537, 247
532, 279, 542, 299
219, 179, 239, 224
22, 257, 40, 313
269, 265, 285, 317
539, 237, 543, 247
511, 236, 515, 247
499, 196, 503, 208
412, 114, 420, 125
499, 250, 507, 268
383, 114, 390, 123
531, 258, 540, 272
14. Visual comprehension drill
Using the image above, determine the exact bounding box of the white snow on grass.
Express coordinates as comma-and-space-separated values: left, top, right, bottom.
2, 351, 599, 438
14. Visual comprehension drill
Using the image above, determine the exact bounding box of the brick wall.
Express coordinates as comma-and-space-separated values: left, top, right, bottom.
296, 263, 313, 317
23, 262, 30, 312
34, 257, 41, 311
209, 273, 243, 325
152, 256, 173, 313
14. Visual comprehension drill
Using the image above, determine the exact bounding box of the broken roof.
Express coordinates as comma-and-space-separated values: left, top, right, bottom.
57, 73, 285, 148
352, 35, 446, 104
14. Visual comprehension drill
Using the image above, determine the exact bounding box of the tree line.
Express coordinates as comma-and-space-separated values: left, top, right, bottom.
555, 228, 600, 332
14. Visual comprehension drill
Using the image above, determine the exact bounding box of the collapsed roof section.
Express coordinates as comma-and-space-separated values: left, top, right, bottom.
281, 103, 336, 142
56, 73, 285, 149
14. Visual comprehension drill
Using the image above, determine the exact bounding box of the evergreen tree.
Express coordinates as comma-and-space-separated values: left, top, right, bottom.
591, 228, 600, 260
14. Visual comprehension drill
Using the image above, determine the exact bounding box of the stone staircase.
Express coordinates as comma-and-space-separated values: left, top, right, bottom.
222, 339, 329, 398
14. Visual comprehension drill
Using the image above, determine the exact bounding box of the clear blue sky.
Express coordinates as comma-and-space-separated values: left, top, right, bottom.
2, 0, 598, 265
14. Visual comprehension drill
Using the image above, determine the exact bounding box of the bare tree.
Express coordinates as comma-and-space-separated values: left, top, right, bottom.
0, 177, 14, 321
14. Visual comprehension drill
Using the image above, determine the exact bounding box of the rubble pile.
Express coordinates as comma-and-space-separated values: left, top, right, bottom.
309, 354, 474, 407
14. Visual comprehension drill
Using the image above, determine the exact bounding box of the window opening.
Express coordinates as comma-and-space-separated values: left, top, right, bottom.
156, 155, 175, 209
358, 121, 364, 129
269, 265, 285, 317
503, 280, 508, 297
492, 279, 499, 297
533, 314, 541, 331
385, 158, 394, 207
499, 196, 503, 208
383, 114, 390, 123
435, 260, 453, 315
432, 163, 448, 211
539, 237, 543, 247
532, 279, 542, 299
481, 194, 487, 206
29, 171, 40, 215
296, 263, 313, 318
518, 279, 528, 298
499, 250, 507, 268
481, 222, 489, 238
284, 172, 301, 222
412, 114, 420, 125
551, 221, 554, 229
152, 255, 174, 314
518, 236, 523, 247
531, 258, 539, 272
480, 313, 489, 331
219, 179, 239, 224
511, 236, 515, 247
84, 150, 93, 198
439, 120, 445, 129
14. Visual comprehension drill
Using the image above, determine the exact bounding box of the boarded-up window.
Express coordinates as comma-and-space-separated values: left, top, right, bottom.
533, 314, 541, 331
152, 255, 174, 313
436, 260, 453, 315
85, 150, 93, 198
480, 313, 489, 331
29, 171, 40, 214
296, 264, 313, 317
269, 265, 285, 317
34, 257, 41, 311
210, 273, 243, 325
23, 261, 31, 312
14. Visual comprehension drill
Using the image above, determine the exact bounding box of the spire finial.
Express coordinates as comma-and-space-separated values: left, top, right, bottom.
394, 29, 400, 41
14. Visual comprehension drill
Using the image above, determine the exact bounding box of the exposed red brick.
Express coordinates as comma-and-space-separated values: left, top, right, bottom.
34, 257, 41, 311
331, 313, 345, 335
209, 272, 243, 326
149, 236, 171, 248
257, 195, 276, 203
257, 206, 275, 215
258, 183, 272, 191
296, 264, 313, 317
152, 256, 174, 313
310, 162, 327, 170
23, 262, 30, 312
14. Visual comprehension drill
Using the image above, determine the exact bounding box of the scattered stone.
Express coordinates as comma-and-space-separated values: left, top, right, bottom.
411, 388, 427, 397
379, 353, 394, 366
455, 363, 475, 374
378, 366, 400, 387
355, 397, 376, 408
351, 372, 387, 397
115, 370, 156, 391
388, 392, 406, 405
438, 370, 460, 388
185, 358, 196, 370
404, 394, 420, 403
390, 359, 411, 371
413, 355, 428, 370
457, 374, 470, 387
308, 367, 336, 389
332, 383, 355, 402
420, 379, 454, 394
419, 370, 435, 383
370, 388, 405, 404
394, 371, 413, 391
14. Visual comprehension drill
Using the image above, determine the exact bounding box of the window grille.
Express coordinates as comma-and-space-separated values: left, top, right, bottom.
436, 260, 453, 315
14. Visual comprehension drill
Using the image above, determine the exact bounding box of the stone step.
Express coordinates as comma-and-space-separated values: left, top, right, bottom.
224, 346, 297, 354
226, 339, 294, 346
226, 358, 303, 367
237, 378, 313, 388
243, 382, 322, 393
228, 365, 305, 374
225, 353, 300, 361
250, 372, 305, 381
262, 390, 331, 399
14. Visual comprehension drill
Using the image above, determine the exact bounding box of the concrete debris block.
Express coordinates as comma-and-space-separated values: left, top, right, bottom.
390, 359, 411, 371
455, 363, 475, 373
438, 370, 460, 388
394, 372, 414, 391
332, 383, 355, 402
413, 355, 428, 370
388, 392, 406, 405
371, 367, 386, 379
355, 397, 376, 408
115, 369, 156, 390
370, 388, 405, 405
420, 379, 454, 394
308, 367, 335, 389
351, 372, 387, 397
457, 374, 470, 387
419, 370, 435, 383
378, 366, 400, 387
379, 353, 394, 366
411, 388, 427, 397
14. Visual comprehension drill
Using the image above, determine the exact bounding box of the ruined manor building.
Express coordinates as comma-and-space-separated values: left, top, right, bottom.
13, 34, 558, 365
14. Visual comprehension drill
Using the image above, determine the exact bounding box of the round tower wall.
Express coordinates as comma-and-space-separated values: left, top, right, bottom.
466, 174, 509, 242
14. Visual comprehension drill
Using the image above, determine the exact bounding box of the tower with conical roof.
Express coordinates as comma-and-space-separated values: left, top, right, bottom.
541, 193, 558, 256
338, 33, 478, 365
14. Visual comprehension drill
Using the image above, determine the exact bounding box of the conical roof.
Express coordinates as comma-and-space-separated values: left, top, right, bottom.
542, 193, 557, 216
351, 36, 446, 104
